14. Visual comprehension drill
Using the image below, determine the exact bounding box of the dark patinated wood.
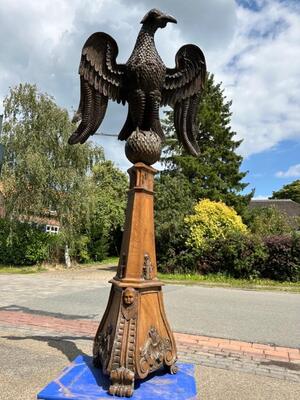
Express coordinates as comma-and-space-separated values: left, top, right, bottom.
68, 8, 206, 159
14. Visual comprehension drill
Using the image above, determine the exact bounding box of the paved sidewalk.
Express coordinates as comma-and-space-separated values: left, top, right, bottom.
1, 326, 300, 400
1, 308, 299, 384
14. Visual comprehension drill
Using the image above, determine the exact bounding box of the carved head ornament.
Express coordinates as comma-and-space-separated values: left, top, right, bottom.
123, 287, 136, 306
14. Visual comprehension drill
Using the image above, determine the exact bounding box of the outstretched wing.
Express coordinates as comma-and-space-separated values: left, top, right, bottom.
161, 44, 206, 156
68, 32, 126, 145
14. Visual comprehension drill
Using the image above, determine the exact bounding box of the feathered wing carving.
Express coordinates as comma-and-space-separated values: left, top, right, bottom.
161, 44, 206, 156
68, 32, 126, 145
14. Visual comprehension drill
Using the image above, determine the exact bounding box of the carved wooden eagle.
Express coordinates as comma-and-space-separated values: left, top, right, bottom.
68, 8, 206, 156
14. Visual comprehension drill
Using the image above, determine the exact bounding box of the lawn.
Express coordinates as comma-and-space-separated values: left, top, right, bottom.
158, 272, 300, 292
0, 256, 119, 274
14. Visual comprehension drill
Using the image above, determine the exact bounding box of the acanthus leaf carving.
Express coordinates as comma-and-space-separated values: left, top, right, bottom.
139, 326, 173, 375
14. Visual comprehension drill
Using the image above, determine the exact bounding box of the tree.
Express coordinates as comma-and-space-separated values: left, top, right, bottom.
1, 83, 104, 259
154, 173, 194, 264
161, 73, 252, 214
84, 161, 128, 260
271, 180, 300, 204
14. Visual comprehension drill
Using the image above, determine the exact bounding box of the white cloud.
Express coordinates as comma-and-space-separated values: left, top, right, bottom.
211, 0, 300, 157
0, 0, 237, 169
0, 0, 299, 168
276, 164, 300, 178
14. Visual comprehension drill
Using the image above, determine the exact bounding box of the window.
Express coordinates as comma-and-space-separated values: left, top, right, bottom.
45, 225, 59, 234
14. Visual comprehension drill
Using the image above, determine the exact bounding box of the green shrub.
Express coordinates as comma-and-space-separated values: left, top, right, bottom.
261, 235, 300, 282
88, 232, 109, 262
163, 233, 266, 279
158, 231, 300, 282
158, 247, 199, 274
86, 222, 109, 262
0, 218, 52, 265
74, 235, 91, 263
246, 206, 295, 236
205, 233, 267, 279
155, 173, 194, 266
185, 199, 247, 250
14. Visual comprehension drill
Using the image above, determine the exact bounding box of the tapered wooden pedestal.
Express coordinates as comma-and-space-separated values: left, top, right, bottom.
93, 162, 178, 397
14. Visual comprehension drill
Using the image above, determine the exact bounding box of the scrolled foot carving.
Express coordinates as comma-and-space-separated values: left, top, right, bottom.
169, 363, 178, 375
109, 367, 135, 397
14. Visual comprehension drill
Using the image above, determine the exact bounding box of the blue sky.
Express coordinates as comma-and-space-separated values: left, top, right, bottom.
242, 140, 300, 198
0, 0, 299, 198
234, 0, 300, 198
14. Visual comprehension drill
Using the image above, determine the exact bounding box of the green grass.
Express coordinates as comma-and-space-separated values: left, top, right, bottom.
79, 256, 119, 267
158, 272, 300, 292
0, 256, 119, 274
0, 264, 47, 274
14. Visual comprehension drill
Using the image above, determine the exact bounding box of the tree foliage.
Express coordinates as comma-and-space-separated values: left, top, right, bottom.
0, 83, 127, 260
161, 73, 252, 214
155, 74, 251, 265
89, 161, 128, 232
184, 199, 247, 250
82, 161, 128, 261
154, 173, 194, 264
246, 206, 295, 236
0, 218, 54, 265
271, 180, 300, 204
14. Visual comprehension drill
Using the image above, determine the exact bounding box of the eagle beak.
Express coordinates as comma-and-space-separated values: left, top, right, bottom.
163, 14, 177, 24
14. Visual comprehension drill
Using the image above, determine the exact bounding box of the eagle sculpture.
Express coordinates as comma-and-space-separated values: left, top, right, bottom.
68, 8, 206, 160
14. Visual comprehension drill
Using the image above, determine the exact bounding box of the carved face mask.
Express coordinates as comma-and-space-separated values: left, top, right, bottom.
123, 289, 135, 305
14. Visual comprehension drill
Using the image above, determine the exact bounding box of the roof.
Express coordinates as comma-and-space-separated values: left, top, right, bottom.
249, 199, 300, 217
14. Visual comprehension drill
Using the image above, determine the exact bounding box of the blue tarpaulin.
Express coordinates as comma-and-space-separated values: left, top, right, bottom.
37, 355, 197, 400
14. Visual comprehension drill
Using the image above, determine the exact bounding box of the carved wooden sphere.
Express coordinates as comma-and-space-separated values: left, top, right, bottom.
125, 130, 162, 165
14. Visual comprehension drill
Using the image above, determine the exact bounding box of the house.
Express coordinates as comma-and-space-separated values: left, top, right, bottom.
249, 199, 300, 218
26, 212, 61, 235
0, 182, 60, 234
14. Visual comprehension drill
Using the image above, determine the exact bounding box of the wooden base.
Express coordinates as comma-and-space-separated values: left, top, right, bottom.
93, 163, 177, 397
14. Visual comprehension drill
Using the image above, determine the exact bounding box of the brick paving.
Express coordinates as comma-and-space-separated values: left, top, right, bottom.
0, 309, 299, 383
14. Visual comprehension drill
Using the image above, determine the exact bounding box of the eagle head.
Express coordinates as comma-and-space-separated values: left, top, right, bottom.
140, 9, 177, 29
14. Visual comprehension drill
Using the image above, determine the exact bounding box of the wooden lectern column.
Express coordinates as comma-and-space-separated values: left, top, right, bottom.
93, 162, 178, 397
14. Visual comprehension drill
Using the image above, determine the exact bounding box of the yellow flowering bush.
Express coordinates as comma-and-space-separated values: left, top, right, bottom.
185, 199, 247, 250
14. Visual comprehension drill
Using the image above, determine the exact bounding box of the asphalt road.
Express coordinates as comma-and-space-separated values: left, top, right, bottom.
0, 269, 299, 348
